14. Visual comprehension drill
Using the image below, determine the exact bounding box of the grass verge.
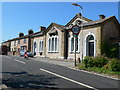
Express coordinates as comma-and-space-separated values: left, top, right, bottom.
77, 63, 120, 78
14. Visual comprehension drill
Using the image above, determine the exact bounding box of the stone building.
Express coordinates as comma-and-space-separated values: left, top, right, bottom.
2, 13, 120, 59
31, 13, 120, 60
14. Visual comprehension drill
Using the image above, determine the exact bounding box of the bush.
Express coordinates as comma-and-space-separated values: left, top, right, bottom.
83, 56, 93, 68
110, 59, 120, 71
83, 56, 109, 68
94, 56, 109, 68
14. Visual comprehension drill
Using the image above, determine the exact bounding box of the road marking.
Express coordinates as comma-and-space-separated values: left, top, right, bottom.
40, 68, 98, 90
14, 59, 25, 64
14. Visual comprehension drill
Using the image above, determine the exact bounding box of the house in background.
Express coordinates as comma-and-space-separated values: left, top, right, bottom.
8, 29, 39, 56
31, 26, 46, 57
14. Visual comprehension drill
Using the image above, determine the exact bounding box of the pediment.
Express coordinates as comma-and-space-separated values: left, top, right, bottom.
66, 13, 92, 28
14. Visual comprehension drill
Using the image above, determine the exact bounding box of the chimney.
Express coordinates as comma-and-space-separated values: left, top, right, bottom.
19, 33, 24, 37
28, 29, 34, 35
99, 14, 106, 19
40, 26, 46, 31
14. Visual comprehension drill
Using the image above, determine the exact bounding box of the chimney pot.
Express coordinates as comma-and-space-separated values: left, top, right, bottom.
40, 26, 46, 31
99, 14, 106, 19
28, 29, 34, 35
19, 33, 24, 37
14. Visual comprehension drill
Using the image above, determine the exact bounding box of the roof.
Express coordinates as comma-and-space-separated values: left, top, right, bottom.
7, 31, 40, 41
65, 13, 93, 27
44, 23, 65, 34
65, 16, 119, 29
32, 23, 66, 38
31, 30, 44, 38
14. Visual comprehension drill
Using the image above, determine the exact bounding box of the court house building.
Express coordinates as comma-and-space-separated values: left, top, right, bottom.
31, 13, 120, 60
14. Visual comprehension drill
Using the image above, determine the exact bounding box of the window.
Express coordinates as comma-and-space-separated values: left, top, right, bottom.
48, 36, 58, 52
18, 40, 20, 44
49, 38, 51, 51
14, 41, 16, 46
39, 40, 43, 52
55, 37, 57, 51
18, 48, 20, 52
71, 38, 74, 52
52, 38, 54, 51
24, 38, 27, 43
70, 37, 80, 53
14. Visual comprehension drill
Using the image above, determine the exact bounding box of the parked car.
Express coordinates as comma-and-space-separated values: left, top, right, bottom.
20, 50, 34, 57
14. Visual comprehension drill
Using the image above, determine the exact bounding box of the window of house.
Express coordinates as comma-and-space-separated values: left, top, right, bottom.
52, 38, 54, 51
55, 37, 57, 51
18, 48, 20, 52
70, 37, 80, 53
39, 40, 43, 52
48, 36, 58, 52
14, 41, 16, 46
49, 38, 51, 51
71, 37, 74, 52
18, 40, 20, 44
24, 38, 27, 43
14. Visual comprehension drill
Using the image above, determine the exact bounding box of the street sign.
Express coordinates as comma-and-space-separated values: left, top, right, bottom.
71, 25, 80, 35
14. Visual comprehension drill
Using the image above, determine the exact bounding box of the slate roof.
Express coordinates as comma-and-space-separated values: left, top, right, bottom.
6, 31, 40, 41
65, 16, 118, 29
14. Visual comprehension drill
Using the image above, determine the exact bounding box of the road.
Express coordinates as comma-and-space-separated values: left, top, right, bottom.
1, 55, 119, 89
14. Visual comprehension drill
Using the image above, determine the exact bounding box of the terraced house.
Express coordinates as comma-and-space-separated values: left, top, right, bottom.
5, 30, 40, 55
2, 13, 120, 60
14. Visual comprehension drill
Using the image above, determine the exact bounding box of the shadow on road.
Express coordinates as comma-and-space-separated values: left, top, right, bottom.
2, 71, 59, 89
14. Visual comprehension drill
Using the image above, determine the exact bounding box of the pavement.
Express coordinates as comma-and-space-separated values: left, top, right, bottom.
32, 56, 75, 67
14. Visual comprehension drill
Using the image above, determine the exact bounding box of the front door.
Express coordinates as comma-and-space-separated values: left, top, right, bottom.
88, 42, 94, 56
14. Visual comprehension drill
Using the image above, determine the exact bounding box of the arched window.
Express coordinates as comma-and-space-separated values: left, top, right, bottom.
48, 36, 58, 52
70, 37, 80, 52
33, 42, 37, 55
39, 40, 43, 52
49, 38, 51, 51
71, 37, 74, 52
55, 37, 57, 51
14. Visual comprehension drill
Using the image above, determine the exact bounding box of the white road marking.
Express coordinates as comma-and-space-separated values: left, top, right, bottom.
40, 68, 98, 90
14, 59, 25, 64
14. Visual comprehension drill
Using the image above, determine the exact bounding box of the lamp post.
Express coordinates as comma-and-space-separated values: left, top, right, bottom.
71, 3, 83, 61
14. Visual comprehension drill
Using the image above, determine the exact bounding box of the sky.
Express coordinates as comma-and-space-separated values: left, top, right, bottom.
1, 2, 119, 43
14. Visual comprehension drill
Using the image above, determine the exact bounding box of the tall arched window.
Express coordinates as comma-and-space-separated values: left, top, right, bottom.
55, 37, 57, 51
70, 37, 80, 53
33, 42, 37, 55
39, 40, 43, 52
48, 35, 58, 52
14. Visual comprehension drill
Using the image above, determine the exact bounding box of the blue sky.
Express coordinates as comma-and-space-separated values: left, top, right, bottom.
2, 2, 119, 43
